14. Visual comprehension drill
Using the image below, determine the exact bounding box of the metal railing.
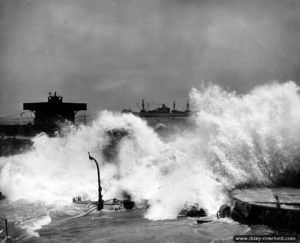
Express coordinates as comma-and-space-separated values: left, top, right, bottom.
0, 217, 10, 242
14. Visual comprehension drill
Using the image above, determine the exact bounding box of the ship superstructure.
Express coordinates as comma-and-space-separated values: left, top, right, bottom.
0, 92, 87, 155
0, 92, 87, 137
122, 100, 190, 118
23, 92, 86, 130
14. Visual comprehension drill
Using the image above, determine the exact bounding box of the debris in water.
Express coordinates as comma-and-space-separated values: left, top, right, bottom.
178, 202, 207, 218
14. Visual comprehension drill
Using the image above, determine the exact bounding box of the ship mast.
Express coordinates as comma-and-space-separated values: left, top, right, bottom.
186, 100, 190, 112
142, 99, 145, 112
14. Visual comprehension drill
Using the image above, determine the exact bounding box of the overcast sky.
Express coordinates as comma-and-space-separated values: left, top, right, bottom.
0, 0, 299, 116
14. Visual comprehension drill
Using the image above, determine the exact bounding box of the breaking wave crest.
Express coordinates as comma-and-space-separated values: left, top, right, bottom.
20, 214, 51, 237
1, 81, 300, 220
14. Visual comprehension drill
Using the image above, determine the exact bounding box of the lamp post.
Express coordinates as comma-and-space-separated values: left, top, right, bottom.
88, 152, 103, 211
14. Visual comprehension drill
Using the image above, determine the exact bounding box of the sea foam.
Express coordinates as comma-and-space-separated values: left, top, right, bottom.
1, 81, 300, 220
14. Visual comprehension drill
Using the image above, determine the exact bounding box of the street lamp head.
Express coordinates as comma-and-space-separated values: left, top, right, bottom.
88, 152, 92, 161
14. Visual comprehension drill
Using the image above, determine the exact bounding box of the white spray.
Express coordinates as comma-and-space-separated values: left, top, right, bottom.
1, 81, 300, 220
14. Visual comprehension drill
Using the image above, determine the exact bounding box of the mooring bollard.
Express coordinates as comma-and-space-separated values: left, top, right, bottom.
216, 204, 231, 219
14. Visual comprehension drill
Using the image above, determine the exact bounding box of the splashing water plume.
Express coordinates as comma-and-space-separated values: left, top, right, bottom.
1, 81, 300, 220
20, 214, 51, 237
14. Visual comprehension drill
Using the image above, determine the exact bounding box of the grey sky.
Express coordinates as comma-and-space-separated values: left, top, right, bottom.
0, 0, 299, 116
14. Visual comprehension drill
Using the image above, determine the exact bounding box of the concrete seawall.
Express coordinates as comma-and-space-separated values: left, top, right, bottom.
229, 188, 300, 233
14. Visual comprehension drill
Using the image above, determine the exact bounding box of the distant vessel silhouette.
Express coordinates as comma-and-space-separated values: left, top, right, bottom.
23, 92, 86, 132
122, 100, 190, 118
0, 92, 87, 155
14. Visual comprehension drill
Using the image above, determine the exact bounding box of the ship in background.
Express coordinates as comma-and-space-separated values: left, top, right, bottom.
0, 92, 87, 137
0, 92, 87, 156
23, 92, 87, 133
122, 100, 190, 118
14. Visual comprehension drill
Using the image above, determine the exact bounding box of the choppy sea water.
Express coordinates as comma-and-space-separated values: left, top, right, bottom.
0, 202, 273, 243
1, 81, 300, 241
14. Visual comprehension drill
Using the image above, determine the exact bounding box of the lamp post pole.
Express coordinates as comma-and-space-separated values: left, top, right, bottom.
88, 152, 103, 211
